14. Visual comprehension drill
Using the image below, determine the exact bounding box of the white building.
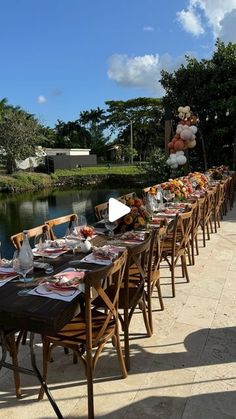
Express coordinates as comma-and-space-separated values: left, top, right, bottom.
45, 148, 91, 156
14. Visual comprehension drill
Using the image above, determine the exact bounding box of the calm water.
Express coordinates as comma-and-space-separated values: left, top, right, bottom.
0, 186, 140, 259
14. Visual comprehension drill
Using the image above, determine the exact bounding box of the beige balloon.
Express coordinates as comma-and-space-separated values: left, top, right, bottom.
187, 139, 196, 148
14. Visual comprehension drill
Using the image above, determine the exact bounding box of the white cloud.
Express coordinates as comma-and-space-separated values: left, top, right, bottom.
37, 95, 47, 104
177, 0, 236, 39
107, 53, 193, 95
143, 26, 154, 32
177, 8, 204, 36
219, 9, 236, 42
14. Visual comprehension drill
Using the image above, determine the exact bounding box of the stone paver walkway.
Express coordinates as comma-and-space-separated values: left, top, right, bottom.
1, 204, 236, 418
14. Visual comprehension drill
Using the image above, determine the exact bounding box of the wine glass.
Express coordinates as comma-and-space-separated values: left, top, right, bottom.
163, 190, 174, 207
65, 228, 79, 255
13, 250, 34, 296
34, 231, 54, 273
102, 210, 117, 239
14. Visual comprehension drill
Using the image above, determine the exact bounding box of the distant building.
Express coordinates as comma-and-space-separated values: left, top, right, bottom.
45, 148, 97, 172
45, 148, 91, 157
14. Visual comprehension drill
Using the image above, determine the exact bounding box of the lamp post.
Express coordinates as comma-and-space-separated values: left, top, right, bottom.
127, 117, 133, 165
130, 119, 133, 165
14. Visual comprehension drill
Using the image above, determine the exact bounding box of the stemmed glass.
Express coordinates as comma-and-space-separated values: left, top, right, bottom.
65, 227, 79, 255
13, 250, 34, 296
102, 210, 117, 239
163, 190, 175, 207
34, 230, 53, 273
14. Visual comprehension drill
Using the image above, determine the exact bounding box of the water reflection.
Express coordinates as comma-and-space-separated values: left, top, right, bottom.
0, 186, 139, 258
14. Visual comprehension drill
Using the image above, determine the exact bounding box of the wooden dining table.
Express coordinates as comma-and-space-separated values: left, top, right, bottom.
0, 232, 147, 418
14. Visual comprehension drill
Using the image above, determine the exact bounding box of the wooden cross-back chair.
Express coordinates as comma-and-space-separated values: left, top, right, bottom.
45, 213, 78, 240
38, 251, 128, 419
94, 202, 108, 221
161, 208, 193, 298
10, 224, 51, 250
212, 182, 225, 233
220, 178, 230, 217
145, 225, 167, 334
189, 199, 202, 265
94, 234, 152, 371
199, 189, 214, 247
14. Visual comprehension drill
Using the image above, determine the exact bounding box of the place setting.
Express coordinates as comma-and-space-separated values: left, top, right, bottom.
79, 245, 126, 266
28, 268, 86, 301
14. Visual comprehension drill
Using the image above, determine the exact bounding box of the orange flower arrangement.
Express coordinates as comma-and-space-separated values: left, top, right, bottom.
186, 172, 208, 190
161, 179, 193, 200
80, 226, 95, 239
119, 197, 150, 230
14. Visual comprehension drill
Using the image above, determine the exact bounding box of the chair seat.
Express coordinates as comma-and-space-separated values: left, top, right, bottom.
47, 310, 116, 347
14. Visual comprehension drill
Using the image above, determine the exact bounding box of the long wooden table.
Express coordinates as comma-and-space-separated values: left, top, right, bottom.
0, 233, 136, 418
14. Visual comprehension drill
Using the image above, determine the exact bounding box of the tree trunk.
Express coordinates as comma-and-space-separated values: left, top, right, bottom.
6, 157, 16, 174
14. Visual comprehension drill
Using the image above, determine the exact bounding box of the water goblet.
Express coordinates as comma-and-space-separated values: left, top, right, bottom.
102, 210, 117, 239
65, 228, 79, 255
13, 250, 34, 296
34, 232, 53, 272
163, 190, 174, 207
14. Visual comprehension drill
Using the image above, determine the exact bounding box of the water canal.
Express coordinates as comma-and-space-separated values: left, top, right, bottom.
0, 186, 140, 258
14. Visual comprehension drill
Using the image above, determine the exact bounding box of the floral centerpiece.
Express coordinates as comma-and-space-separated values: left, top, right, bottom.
79, 226, 94, 240
161, 178, 193, 200
186, 172, 208, 190
118, 197, 151, 231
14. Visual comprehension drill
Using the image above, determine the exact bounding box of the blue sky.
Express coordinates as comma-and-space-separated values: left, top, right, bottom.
1, 0, 236, 127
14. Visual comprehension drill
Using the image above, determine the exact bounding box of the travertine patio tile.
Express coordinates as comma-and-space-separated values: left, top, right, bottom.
148, 322, 209, 371
123, 367, 195, 419
176, 295, 218, 328
182, 392, 236, 419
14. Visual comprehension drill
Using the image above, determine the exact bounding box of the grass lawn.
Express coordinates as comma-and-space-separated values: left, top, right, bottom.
53, 165, 142, 177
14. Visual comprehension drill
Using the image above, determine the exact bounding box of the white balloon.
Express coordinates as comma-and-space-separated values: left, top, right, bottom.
169, 153, 177, 161
176, 124, 184, 133
177, 155, 187, 165
176, 150, 184, 156
171, 163, 179, 169
190, 125, 197, 134
180, 128, 192, 141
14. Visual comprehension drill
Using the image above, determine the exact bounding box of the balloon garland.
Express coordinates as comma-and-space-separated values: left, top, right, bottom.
167, 106, 198, 169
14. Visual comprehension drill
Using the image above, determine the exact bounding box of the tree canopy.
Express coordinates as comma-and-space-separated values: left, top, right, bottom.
105, 97, 164, 160
160, 40, 236, 169
0, 106, 44, 173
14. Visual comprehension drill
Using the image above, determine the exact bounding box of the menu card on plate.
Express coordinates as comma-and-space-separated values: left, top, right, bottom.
0, 267, 18, 287
80, 245, 126, 265
32, 245, 68, 259
28, 268, 84, 301
119, 231, 146, 244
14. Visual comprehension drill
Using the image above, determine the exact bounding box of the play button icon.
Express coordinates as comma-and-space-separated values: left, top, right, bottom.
108, 198, 131, 222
